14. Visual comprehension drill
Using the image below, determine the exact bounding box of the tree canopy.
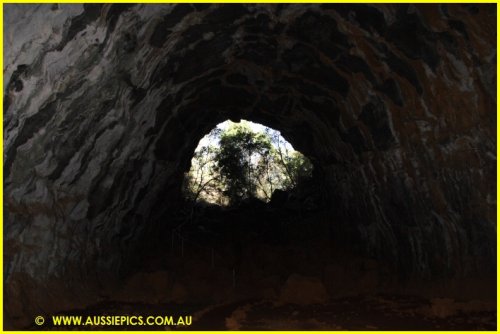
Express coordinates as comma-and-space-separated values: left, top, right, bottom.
184, 121, 313, 205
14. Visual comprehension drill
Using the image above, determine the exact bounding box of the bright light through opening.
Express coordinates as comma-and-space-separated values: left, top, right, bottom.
196, 120, 295, 153
184, 120, 313, 206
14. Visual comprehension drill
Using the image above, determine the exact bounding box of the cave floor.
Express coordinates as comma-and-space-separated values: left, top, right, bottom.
26, 205, 496, 331
34, 294, 496, 331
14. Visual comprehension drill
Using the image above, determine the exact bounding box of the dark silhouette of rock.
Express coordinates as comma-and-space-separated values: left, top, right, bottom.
3, 4, 496, 329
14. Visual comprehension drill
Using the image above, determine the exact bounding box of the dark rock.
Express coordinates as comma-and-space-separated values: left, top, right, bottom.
3, 4, 495, 328
376, 78, 404, 107
106, 4, 135, 32
56, 4, 103, 51
288, 11, 350, 59
270, 189, 289, 207
149, 5, 194, 47
329, 4, 387, 36
336, 54, 377, 84
387, 10, 441, 71
448, 20, 469, 39
340, 126, 368, 153
358, 98, 396, 150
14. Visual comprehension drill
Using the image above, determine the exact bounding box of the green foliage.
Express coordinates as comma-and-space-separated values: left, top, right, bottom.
215, 123, 273, 203
184, 121, 312, 205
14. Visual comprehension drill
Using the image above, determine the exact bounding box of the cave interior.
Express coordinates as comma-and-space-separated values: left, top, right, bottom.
3, 3, 497, 330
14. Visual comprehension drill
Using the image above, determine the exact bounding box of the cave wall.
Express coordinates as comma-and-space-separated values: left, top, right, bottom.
4, 3, 496, 321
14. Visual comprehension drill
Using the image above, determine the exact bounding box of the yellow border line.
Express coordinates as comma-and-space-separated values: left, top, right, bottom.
496, 1, 499, 332
1, 1, 498, 333
1, 1, 3, 333
1, 1, 499, 3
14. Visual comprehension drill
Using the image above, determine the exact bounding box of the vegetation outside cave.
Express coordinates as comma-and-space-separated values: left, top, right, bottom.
183, 120, 313, 207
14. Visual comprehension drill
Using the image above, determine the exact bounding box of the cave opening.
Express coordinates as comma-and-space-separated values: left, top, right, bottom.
183, 119, 314, 206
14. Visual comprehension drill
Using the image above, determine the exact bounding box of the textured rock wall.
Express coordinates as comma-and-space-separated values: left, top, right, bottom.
4, 3, 496, 322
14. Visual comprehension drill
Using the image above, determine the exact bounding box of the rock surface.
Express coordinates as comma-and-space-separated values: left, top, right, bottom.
280, 274, 328, 305
3, 4, 496, 328
115, 271, 169, 303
